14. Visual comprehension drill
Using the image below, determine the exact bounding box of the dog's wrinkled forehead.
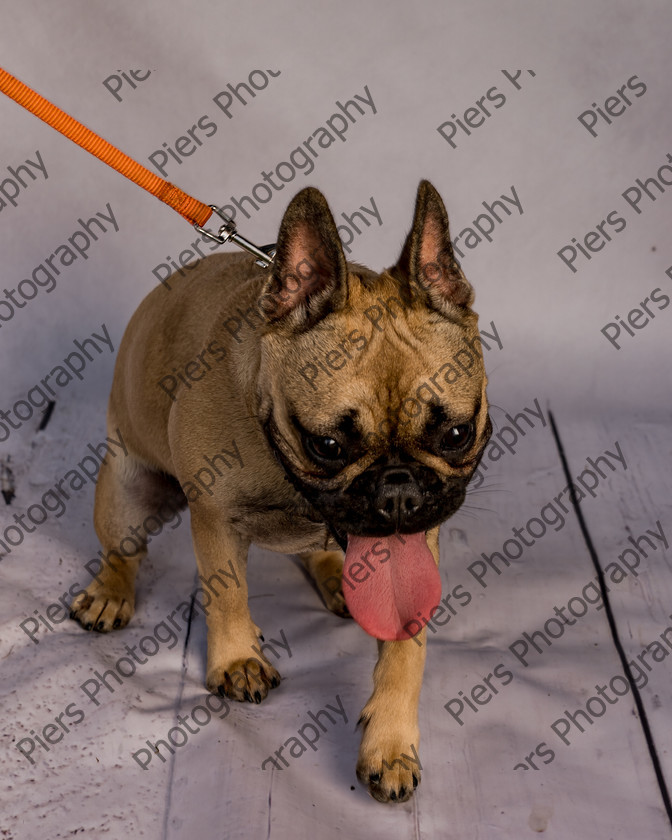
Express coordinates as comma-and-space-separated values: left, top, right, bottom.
283, 274, 482, 407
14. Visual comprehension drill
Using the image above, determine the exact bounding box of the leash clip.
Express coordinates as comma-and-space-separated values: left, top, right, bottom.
194, 205, 276, 269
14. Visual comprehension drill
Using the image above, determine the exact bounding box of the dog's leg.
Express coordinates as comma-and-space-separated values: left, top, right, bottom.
71, 441, 185, 632
356, 635, 427, 803
298, 549, 351, 618
190, 511, 281, 704
356, 526, 439, 803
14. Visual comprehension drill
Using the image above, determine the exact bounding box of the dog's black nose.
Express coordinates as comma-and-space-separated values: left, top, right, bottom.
374, 467, 423, 527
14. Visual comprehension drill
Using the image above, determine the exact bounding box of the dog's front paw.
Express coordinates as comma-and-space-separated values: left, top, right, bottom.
70, 581, 135, 632
299, 550, 352, 618
322, 582, 351, 618
207, 655, 281, 704
356, 712, 422, 803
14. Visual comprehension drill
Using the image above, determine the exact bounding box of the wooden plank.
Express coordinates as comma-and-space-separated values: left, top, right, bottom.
550, 411, 672, 786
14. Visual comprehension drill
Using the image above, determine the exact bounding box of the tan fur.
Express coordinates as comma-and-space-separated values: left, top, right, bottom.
70, 181, 491, 803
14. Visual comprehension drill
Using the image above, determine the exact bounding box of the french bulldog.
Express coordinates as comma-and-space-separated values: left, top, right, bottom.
70, 179, 492, 802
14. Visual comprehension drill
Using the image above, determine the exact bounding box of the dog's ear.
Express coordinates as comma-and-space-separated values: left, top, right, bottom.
259, 187, 348, 329
395, 180, 474, 313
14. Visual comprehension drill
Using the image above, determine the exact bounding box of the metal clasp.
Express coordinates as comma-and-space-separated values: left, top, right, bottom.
194, 205, 276, 269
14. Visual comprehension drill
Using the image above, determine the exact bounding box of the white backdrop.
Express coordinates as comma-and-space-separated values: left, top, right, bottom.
1, 2, 672, 839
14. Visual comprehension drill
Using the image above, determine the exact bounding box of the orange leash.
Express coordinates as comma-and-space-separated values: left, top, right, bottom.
0, 66, 276, 266
0, 67, 212, 227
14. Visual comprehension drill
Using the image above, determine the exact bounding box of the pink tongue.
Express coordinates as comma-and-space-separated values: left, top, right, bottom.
342, 532, 441, 641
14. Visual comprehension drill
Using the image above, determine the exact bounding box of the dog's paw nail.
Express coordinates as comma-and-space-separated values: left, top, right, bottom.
369, 773, 380, 783
253, 690, 262, 703
217, 684, 227, 697
113, 618, 121, 628
390, 790, 397, 801
243, 690, 253, 703
270, 675, 280, 688
259, 634, 265, 642
95, 621, 105, 631
412, 774, 419, 789
398, 786, 406, 800
69, 610, 77, 619
84, 622, 93, 631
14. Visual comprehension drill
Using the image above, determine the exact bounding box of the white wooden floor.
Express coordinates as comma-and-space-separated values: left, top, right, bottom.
1, 1, 672, 837
1, 393, 671, 839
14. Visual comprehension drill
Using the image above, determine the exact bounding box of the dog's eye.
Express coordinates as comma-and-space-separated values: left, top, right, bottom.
441, 423, 473, 452
304, 435, 345, 464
